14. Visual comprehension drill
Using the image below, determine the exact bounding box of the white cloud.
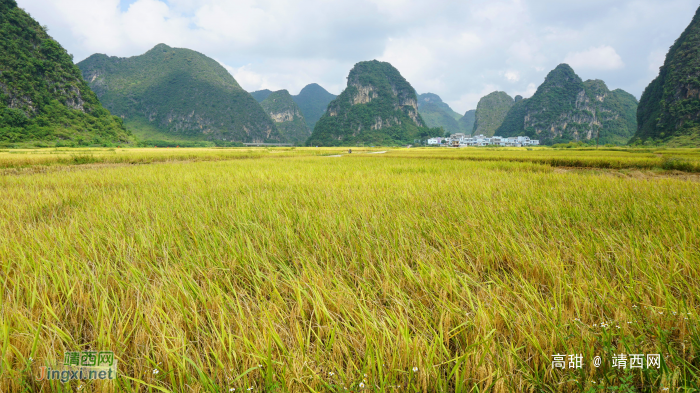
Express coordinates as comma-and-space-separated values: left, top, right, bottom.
564, 45, 625, 71
504, 71, 520, 82
514, 83, 538, 99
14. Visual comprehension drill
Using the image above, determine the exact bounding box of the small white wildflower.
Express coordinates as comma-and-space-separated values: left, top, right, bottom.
659, 312, 663, 314
412, 366, 418, 372
153, 369, 159, 375
258, 364, 262, 368
329, 372, 334, 376
230, 389, 235, 392
29, 357, 33, 362
359, 382, 365, 389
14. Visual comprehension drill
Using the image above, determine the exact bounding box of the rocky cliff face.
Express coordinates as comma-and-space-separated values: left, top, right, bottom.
496, 64, 637, 145
259, 90, 310, 145
307, 60, 428, 146
633, 5, 700, 146
472, 92, 514, 136
78, 44, 282, 143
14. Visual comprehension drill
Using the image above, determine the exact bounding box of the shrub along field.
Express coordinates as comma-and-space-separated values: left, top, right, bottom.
1, 147, 699, 392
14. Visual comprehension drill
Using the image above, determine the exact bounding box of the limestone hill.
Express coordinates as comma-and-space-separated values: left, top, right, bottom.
78, 44, 282, 143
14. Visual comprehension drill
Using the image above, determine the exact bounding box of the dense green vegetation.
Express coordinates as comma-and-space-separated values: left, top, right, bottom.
634, 5, 700, 146
250, 89, 272, 102
472, 91, 514, 136
0, 0, 130, 147
458, 109, 476, 135
417, 93, 462, 135
77, 44, 282, 143
260, 90, 310, 145
496, 64, 638, 145
292, 83, 336, 130
307, 60, 429, 146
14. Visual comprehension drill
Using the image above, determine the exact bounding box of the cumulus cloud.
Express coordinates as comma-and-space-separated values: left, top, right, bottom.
564, 45, 625, 71
15, 0, 699, 113
504, 71, 520, 83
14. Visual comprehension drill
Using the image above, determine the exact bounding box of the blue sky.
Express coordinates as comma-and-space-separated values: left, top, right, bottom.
119, 0, 138, 12
16, 0, 700, 113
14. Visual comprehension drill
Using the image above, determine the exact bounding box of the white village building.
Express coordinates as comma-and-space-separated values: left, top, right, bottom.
427, 134, 540, 147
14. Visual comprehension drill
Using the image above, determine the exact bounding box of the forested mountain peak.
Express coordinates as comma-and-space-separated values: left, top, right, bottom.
496, 64, 637, 144
472, 91, 514, 137
0, 0, 130, 146
292, 83, 336, 130
306, 60, 428, 146
78, 44, 282, 143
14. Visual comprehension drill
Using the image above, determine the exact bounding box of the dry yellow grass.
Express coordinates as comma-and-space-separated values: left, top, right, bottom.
0, 148, 698, 392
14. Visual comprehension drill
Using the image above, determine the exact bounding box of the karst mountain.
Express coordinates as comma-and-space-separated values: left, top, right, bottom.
306, 60, 429, 146
496, 64, 637, 145
78, 44, 282, 144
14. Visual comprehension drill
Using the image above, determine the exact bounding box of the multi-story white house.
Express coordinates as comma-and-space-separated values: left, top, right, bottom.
427, 137, 443, 145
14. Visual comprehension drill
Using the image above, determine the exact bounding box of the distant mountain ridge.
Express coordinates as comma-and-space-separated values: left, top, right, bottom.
496, 64, 637, 145
251, 84, 336, 131
251, 89, 272, 102
307, 60, 428, 146
0, 0, 130, 145
292, 83, 336, 130
260, 90, 310, 145
417, 93, 462, 135
633, 5, 700, 146
78, 44, 282, 143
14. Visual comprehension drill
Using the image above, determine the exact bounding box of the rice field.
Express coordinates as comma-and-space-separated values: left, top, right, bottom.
1, 147, 699, 392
